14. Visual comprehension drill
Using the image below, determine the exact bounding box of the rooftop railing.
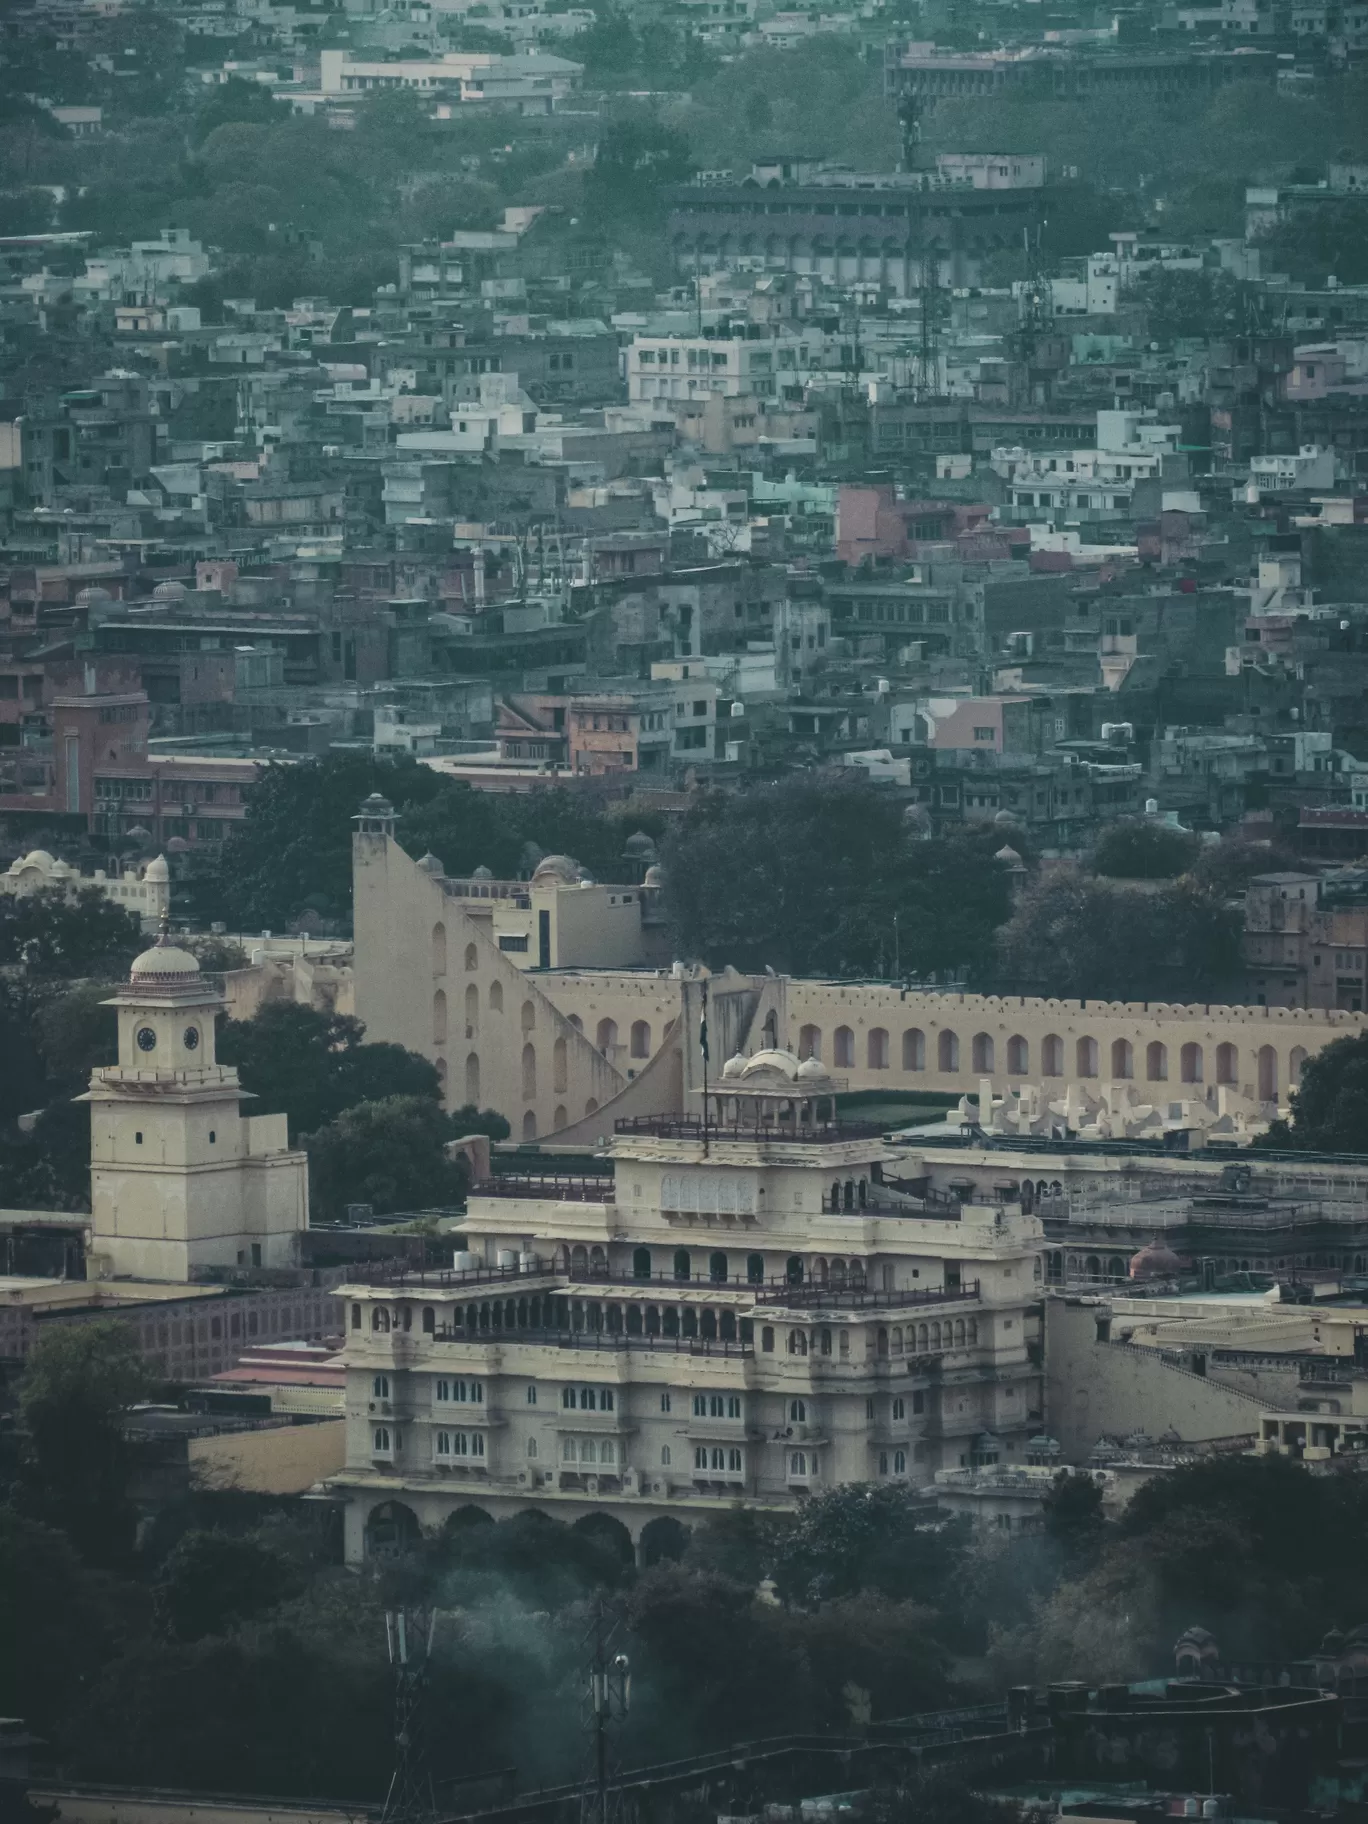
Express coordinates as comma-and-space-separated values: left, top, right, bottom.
614, 1115, 890, 1143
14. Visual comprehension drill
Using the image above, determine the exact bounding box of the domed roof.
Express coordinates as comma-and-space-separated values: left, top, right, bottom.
165, 837, 190, 854
994, 844, 1023, 865
75, 585, 112, 605
738, 1048, 803, 1080
1130, 1240, 1183, 1281
531, 853, 580, 885
130, 935, 202, 986
623, 830, 656, 856
643, 863, 665, 887
142, 854, 169, 880
17, 849, 57, 869
472, 864, 493, 880
797, 1055, 832, 1082
152, 579, 188, 601
416, 851, 445, 876
721, 1053, 748, 1079
993, 808, 1018, 826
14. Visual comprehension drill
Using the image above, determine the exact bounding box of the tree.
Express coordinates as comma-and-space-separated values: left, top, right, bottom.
18, 1319, 150, 1565
154, 1530, 304, 1641
1091, 819, 1199, 881
217, 1002, 441, 1141
302, 1095, 469, 1221
0, 887, 142, 976
0, 1507, 143, 1737
1258, 1030, 1368, 1153
996, 867, 1241, 1001
211, 755, 447, 931
585, 117, 694, 224
1258, 197, 1368, 287
447, 1103, 512, 1141
1042, 1468, 1106, 1559
1135, 268, 1248, 343
664, 779, 1013, 979
770, 1483, 970, 1608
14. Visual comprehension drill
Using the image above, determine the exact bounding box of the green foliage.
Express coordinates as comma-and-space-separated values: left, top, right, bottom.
770, 1482, 970, 1608
217, 1002, 442, 1141
17, 1320, 149, 1565
0, 1507, 143, 1735
996, 867, 1241, 1001
1091, 818, 1200, 881
190, 76, 284, 147
447, 1102, 512, 1141
303, 1094, 469, 1220
154, 1529, 304, 1641
31, 980, 120, 1083
585, 116, 695, 224
0, 886, 142, 976
1258, 196, 1368, 286
1258, 1030, 1368, 1153
663, 778, 1013, 978
1135, 268, 1249, 343
212, 754, 447, 930
680, 40, 896, 174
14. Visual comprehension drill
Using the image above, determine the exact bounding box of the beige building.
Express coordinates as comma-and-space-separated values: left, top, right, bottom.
328, 1049, 1045, 1561
352, 808, 1366, 1139
81, 936, 308, 1281
0, 848, 170, 932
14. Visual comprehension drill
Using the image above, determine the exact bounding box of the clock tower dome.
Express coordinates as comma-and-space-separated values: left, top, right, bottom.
82, 931, 308, 1281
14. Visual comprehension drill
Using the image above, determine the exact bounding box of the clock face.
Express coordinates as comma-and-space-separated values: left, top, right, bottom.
183, 1026, 200, 1051
136, 1026, 157, 1053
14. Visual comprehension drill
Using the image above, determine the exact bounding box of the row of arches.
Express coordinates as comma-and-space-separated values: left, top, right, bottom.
796, 1022, 1304, 1096
591, 1017, 652, 1058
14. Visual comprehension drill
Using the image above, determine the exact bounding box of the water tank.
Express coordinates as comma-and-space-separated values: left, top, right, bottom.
519, 1250, 538, 1271
1145, 797, 1159, 816
1185, 1801, 1199, 1817
452, 1250, 480, 1273
497, 1248, 517, 1269
1203, 1802, 1220, 1819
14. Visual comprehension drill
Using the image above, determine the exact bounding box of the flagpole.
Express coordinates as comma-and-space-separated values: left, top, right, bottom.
700, 975, 710, 1159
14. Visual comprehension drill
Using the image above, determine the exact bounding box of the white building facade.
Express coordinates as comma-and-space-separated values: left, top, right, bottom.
328, 1051, 1045, 1561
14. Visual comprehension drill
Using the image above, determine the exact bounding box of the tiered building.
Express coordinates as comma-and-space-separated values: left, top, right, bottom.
329, 1051, 1045, 1562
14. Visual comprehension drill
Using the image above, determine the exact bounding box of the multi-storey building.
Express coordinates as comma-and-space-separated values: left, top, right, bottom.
328, 1049, 1045, 1561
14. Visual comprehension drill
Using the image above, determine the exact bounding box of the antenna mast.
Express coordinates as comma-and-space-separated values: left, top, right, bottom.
580, 1599, 631, 1824
381, 1607, 439, 1824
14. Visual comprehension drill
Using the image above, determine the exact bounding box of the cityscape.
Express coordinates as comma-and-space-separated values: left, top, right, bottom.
2, 2, 1368, 1824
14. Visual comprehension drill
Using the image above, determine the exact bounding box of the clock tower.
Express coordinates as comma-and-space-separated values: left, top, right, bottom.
82, 932, 308, 1281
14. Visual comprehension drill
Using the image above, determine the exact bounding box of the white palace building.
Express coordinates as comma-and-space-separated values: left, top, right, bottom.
330, 1051, 1045, 1563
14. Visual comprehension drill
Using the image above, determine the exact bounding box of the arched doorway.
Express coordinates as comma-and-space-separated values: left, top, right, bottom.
364, 1500, 421, 1559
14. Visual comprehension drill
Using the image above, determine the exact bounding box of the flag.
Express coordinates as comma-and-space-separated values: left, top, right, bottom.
699, 983, 709, 1063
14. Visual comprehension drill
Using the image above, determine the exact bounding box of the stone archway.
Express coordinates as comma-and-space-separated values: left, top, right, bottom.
638, 1514, 691, 1567
572, 1511, 635, 1571
364, 1500, 422, 1559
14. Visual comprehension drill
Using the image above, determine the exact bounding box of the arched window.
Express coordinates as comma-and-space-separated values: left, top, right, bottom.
1258, 1044, 1278, 1101
586, 1097, 598, 1117
432, 989, 447, 1046
489, 980, 503, 1014
435, 1057, 447, 1091
521, 1110, 536, 1141
630, 1020, 651, 1058
1147, 1040, 1168, 1081
553, 1104, 566, 1128
633, 1247, 651, 1279
747, 1253, 764, 1284
790, 1398, 807, 1422
553, 1034, 567, 1093
432, 922, 447, 976
569, 1013, 583, 1031
464, 942, 478, 971
597, 1017, 617, 1053
521, 1042, 536, 1099
798, 1024, 821, 1061
673, 1249, 691, 1281
1216, 1041, 1238, 1086
571, 1245, 588, 1273
709, 1251, 728, 1284
867, 1027, 889, 1069
894, 1450, 906, 1474
465, 1051, 480, 1104
1006, 1034, 1028, 1075
465, 983, 479, 1036
833, 1026, 854, 1067
786, 1255, 803, 1284
1290, 1045, 1307, 1085
1181, 1042, 1203, 1084
789, 1329, 808, 1356
938, 1029, 959, 1072
1108, 1037, 1131, 1080
902, 1028, 925, 1071
971, 1032, 994, 1073
521, 999, 535, 1033
1076, 1036, 1099, 1077
1042, 1033, 1064, 1077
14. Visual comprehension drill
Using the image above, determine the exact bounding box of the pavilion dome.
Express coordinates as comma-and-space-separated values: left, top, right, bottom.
416, 852, 445, 876
1129, 1240, 1183, 1281
130, 937, 202, 986
531, 853, 580, 885
152, 579, 188, 601
721, 1053, 748, 1079
737, 1048, 803, 1081
643, 863, 665, 887
143, 854, 170, 881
